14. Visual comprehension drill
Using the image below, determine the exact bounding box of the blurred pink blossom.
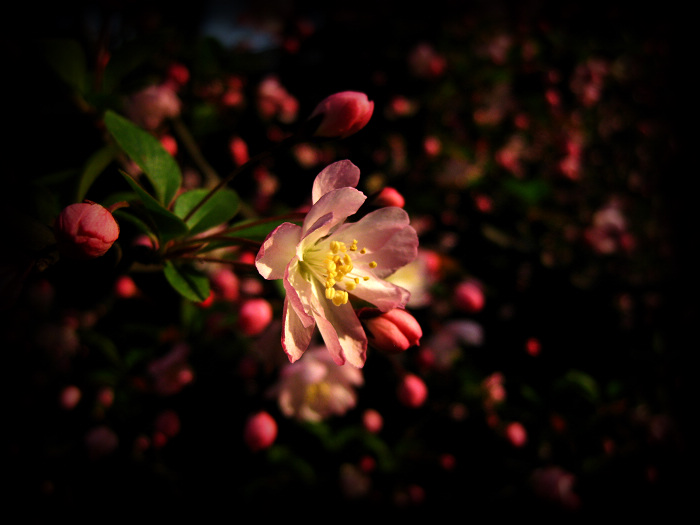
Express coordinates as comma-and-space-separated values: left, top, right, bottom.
124, 83, 182, 131
268, 346, 364, 422
530, 466, 581, 510
408, 42, 447, 78
148, 342, 194, 396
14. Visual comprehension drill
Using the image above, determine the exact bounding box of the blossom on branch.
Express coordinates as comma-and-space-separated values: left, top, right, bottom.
255, 160, 418, 367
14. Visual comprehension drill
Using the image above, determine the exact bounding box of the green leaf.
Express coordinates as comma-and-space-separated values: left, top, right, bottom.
555, 369, 600, 404
121, 173, 188, 242
104, 110, 182, 206
173, 188, 240, 235
503, 178, 550, 206
163, 261, 211, 302
40, 38, 87, 94
76, 144, 118, 202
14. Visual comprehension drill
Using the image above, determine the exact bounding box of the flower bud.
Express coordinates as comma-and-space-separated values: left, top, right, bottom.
309, 91, 374, 139
454, 280, 485, 313
397, 374, 428, 408
244, 411, 278, 452
238, 298, 273, 336
374, 187, 405, 208
54, 201, 120, 259
360, 308, 422, 354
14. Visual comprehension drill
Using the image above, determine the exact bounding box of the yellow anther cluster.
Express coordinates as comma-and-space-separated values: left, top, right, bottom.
305, 381, 331, 404
322, 239, 378, 306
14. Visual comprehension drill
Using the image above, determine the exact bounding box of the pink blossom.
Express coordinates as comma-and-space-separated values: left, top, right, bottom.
584, 200, 634, 254
257, 76, 298, 123
408, 42, 447, 78
256, 160, 418, 367
309, 92, 374, 139
54, 201, 120, 259
244, 411, 278, 451
124, 83, 181, 131
384, 249, 438, 309
148, 342, 194, 396
268, 346, 364, 422
530, 466, 581, 510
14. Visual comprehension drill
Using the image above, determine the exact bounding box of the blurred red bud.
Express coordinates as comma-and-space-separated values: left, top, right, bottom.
397, 374, 428, 408
238, 298, 273, 336
244, 411, 278, 452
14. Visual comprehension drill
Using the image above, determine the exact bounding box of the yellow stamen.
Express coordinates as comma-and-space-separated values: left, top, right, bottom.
319, 238, 376, 306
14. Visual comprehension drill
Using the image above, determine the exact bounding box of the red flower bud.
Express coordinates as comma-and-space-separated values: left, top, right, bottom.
309, 91, 374, 139
238, 298, 273, 336
360, 308, 422, 354
244, 411, 278, 452
397, 374, 428, 408
54, 201, 119, 259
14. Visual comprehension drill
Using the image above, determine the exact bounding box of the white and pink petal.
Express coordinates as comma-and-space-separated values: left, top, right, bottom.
311, 160, 361, 204
256, 222, 301, 280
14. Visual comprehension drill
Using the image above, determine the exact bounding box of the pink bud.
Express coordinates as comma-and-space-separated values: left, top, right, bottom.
60, 385, 81, 410
374, 187, 405, 208
362, 409, 383, 433
54, 201, 120, 259
454, 280, 485, 313
244, 411, 278, 451
309, 91, 374, 139
238, 298, 273, 336
397, 374, 428, 408
361, 308, 422, 354
506, 421, 528, 448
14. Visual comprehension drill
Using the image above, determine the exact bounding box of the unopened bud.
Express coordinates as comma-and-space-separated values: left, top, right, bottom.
238, 298, 273, 336
374, 187, 405, 208
360, 308, 422, 354
309, 91, 374, 139
54, 201, 119, 259
244, 411, 278, 452
397, 374, 428, 408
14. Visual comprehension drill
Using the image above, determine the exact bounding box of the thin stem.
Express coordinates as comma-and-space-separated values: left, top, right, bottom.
170, 116, 221, 188
178, 255, 257, 271
218, 212, 306, 235
182, 134, 303, 223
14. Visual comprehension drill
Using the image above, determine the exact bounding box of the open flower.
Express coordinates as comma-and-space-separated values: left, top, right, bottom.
256, 160, 418, 367
268, 346, 364, 422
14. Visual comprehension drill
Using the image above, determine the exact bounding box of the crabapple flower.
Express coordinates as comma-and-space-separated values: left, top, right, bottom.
269, 346, 364, 422
54, 201, 120, 259
256, 160, 418, 367
309, 92, 374, 139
